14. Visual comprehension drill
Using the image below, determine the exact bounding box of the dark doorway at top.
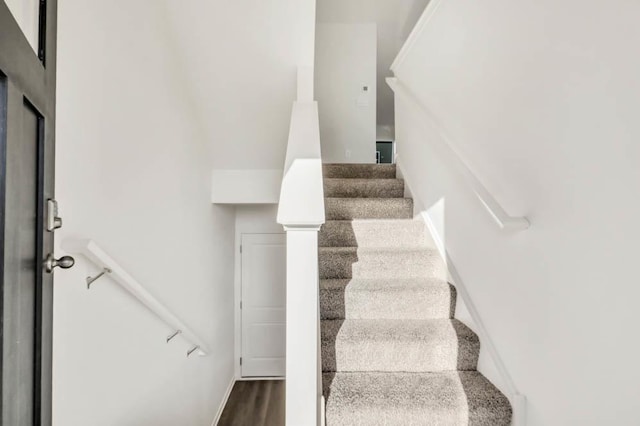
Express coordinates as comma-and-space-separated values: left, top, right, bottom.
376, 141, 393, 164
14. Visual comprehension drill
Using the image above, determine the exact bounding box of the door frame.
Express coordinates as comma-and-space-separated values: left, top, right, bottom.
376, 140, 395, 164
234, 232, 286, 381
0, 1, 58, 424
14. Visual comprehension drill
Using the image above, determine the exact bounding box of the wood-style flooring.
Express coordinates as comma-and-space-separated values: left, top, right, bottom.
218, 380, 285, 426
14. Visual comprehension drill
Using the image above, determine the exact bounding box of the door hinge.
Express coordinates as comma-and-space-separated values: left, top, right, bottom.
240, 357, 243, 366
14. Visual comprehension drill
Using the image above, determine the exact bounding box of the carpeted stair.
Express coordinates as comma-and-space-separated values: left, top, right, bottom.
319, 163, 512, 426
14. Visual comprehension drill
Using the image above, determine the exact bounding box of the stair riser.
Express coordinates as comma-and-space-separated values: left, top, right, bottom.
325, 198, 413, 220
320, 286, 456, 320
323, 164, 397, 179
324, 179, 404, 198
319, 220, 427, 247
318, 251, 446, 280
321, 338, 479, 373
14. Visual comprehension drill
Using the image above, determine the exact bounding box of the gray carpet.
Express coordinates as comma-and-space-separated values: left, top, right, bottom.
319, 163, 512, 425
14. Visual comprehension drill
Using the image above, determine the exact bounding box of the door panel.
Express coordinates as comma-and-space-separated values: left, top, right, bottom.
241, 234, 286, 378
0, 1, 58, 424
2, 87, 41, 426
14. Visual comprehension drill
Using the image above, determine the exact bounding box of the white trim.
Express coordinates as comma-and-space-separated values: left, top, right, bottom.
388, 77, 530, 231
210, 376, 236, 426
283, 229, 321, 425
422, 211, 445, 259
398, 161, 526, 425
234, 233, 242, 380
390, 0, 445, 72
240, 233, 287, 378
424, 214, 527, 425
237, 376, 285, 381
235, 232, 287, 380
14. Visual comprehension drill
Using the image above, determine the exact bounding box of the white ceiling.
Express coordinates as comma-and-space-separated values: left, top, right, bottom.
317, 0, 431, 128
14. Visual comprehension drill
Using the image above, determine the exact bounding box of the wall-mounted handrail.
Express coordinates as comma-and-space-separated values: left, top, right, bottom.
387, 77, 530, 231
391, 0, 445, 72
62, 238, 210, 356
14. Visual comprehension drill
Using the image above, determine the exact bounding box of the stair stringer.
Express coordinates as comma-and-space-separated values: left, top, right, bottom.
396, 157, 527, 426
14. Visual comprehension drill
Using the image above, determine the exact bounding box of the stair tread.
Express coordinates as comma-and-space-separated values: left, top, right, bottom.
323, 163, 397, 179
321, 318, 477, 344
325, 197, 413, 220
325, 197, 412, 201
323, 179, 404, 198
321, 319, 478, 372
319, 246, 437, 254
323, 371, 512, 426
322, 218, 423, 224
319, 219, 426, 246
324, 178, 403, 182
318, 245, 447, 280
323, 218, 422, 222
319, 277, 451, 290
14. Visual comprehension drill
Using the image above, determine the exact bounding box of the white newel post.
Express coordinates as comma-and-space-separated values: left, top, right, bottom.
278, 97, 324, 425
284, 226, 321, 426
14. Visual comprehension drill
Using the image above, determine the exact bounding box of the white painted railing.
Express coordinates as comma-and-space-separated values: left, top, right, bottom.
62, 239, 210, 356
277, 83, 325, 425
387, 77, 530, 231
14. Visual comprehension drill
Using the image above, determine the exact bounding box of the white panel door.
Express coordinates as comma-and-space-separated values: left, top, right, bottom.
241, 234, 286, 377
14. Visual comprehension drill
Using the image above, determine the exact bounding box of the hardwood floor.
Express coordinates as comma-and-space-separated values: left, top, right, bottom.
218, 380, 285, 426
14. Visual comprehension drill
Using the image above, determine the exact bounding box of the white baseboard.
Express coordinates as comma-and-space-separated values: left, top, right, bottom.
398, 160, 526, 426
423, 212, 527, 425
211, 376, 236, 426
237, 376, 285, 381
512, 393, 528, 426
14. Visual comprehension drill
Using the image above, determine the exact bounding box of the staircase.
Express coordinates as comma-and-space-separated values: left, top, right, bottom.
319, 163, 512, 425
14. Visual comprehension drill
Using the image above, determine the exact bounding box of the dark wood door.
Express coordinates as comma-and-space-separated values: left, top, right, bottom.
0, 1, 59, 425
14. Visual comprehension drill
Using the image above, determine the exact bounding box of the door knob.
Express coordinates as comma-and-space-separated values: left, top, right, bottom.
44, 254, 75, 273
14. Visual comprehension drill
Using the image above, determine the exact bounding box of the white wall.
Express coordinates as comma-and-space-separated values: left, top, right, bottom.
162, 0, 317, 203
393, 0, 640, 424
54, 1, 236, 425
316, 0, 430, 132
162, 0, 316, 170
211, 170, 283, 204
316, 23, 377, 163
